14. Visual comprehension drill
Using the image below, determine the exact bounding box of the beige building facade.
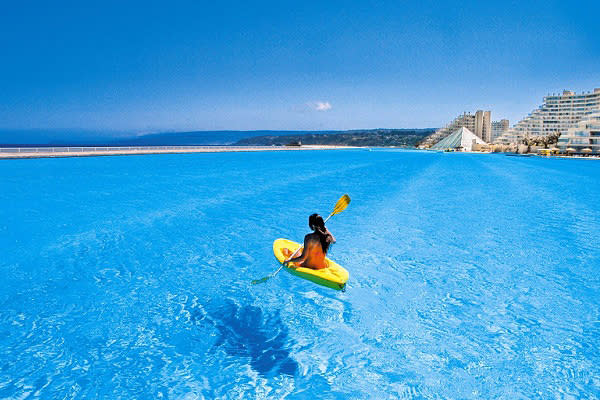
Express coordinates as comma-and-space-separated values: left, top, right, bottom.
474, 110, 492, 142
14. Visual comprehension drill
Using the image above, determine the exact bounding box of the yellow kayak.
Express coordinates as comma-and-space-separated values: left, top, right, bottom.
273, 238, 349, 291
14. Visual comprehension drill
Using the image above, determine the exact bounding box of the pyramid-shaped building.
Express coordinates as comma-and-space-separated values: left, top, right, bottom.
430, 127, 487, 151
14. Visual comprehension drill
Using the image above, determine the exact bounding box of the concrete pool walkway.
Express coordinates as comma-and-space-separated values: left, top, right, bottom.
0, 145, 360, 159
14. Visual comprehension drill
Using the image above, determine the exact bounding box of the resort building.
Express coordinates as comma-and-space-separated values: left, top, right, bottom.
474, 110, 492, 142
556, 112, 600, 155
491, 119, 509, 142
430, 127, 487, 152
495, 88, 600, 144
420, 110, 492, 147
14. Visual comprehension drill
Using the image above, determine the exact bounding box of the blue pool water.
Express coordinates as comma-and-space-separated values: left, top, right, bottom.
1, 150, 599, 398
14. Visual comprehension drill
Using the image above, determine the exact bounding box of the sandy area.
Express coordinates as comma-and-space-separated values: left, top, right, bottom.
0, 145, 359, 160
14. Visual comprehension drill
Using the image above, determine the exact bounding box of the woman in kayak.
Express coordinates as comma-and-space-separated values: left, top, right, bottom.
282, 213, 336, 270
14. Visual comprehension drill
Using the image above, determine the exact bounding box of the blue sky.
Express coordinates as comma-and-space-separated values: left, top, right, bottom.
1, 0, 598, 133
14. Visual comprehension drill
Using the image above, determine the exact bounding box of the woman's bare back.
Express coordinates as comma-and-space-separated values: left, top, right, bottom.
282, 233, 328, 270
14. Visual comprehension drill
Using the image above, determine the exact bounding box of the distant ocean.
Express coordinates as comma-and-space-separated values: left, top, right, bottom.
0, 130, 340, 147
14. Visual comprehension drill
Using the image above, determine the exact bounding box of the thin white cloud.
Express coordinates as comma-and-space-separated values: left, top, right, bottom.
308, 101, 332, 111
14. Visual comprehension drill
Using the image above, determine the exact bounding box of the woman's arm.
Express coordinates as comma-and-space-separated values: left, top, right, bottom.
284, 235, 310, 266
326, 227, 336, 243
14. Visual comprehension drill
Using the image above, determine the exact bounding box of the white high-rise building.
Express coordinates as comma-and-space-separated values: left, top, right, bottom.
491, 119, 509, 142
496, 88, 600, 144
557, 112, 600, 155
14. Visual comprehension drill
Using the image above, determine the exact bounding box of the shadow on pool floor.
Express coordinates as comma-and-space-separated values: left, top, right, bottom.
204, 300, 299, 378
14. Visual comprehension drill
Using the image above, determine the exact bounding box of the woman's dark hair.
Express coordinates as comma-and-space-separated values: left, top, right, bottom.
309, 213, 334, 253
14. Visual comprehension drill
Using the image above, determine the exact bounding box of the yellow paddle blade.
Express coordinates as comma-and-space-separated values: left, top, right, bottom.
331, 194, 351, 216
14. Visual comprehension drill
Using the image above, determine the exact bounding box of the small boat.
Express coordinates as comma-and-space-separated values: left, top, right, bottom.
273, 238, 349, 291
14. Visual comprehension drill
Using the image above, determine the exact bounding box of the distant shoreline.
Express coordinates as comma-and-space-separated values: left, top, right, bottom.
0, 145, 361, 160
0, 128, 437, 148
